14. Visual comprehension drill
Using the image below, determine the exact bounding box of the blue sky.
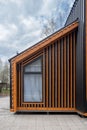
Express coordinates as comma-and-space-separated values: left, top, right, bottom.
0, 0, 75, 62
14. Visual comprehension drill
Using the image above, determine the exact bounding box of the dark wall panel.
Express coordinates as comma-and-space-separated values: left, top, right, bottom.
65, 0, 86, 112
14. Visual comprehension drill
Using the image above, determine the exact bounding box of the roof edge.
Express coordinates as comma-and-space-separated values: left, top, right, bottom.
65, 0, 79, 26
9, 19, 79, 62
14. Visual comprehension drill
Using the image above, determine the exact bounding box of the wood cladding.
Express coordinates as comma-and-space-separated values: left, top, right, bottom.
10, 28, 77, 112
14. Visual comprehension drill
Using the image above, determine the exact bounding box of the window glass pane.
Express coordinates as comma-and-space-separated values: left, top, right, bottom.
24, 74, 42, 102
24, 58, 42, 72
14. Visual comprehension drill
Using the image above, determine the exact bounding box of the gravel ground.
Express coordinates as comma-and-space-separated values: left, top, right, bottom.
0, 97, 87, 130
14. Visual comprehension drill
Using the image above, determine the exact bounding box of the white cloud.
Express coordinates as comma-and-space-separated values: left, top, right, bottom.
20, 16, 41, 31
39, 0, 58, 16
0, 25, 10, 41
0, 55, 9, 63
0, 0, 23, 5
0, 0, 75, 62
39, 0, 74, 16
0, 23, 18, 41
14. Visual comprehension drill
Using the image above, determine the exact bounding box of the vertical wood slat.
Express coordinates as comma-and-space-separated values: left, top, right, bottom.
73, 32, 76, 108
63, 37, 66, 108
67, 35, 70, 108
61, 39, 64, 107
11, 62, 14, 109
28, 104, 30, 107
34, 104, 36, 107
48, 46, 51, 107
46, 47, 48, 107
52, 44, 55, 107
43, 49, 46, 107
31, 104, 33, 107
40, 104, 42, 108
20, 64, 21, 107
16, 68, 18, 108
58, 41, 60, 108
21, 65, 23, 107
13, 63, 17, 112
70, 33, 73, 108
19, 64, 20, 107
55, 42, 58, 107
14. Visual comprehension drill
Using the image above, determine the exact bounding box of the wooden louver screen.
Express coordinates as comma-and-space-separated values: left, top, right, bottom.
15, 30, 76, 110
43, 31, 76, 109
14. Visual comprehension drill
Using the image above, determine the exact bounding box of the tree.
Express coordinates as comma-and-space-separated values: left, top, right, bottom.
0, 59, 10, 84
41, 9, 64, 37
41, 18, 57, 37
0, 58, 3, 82
2, 62, 9, 83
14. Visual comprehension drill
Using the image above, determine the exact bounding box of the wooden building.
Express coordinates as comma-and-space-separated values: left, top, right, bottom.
9, 0, 87, 116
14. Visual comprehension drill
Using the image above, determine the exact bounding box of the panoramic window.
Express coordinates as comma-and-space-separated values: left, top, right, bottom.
24, 57, 42, 102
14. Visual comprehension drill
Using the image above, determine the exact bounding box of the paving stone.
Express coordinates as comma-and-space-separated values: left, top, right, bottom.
0, 97, 87, 130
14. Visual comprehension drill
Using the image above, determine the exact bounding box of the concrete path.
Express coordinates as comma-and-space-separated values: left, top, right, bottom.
0, 97, 87, 130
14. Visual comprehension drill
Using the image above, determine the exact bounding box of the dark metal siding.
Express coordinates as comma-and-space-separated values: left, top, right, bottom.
65, 0, 86, 112
84, 0, 87, 112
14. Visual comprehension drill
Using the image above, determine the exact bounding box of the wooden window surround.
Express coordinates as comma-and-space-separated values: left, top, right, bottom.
20, 55, 44, 105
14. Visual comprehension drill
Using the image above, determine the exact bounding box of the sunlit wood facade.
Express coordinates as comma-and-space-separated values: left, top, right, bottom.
9, 21, 79, 112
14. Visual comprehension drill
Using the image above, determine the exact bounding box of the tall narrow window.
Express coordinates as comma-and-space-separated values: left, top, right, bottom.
24, 57, 42, 102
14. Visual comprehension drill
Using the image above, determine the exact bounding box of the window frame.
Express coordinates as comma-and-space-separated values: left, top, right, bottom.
22, 56, 43, 103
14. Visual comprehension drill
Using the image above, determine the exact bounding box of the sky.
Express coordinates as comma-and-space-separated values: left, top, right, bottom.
0, 0, 75, 62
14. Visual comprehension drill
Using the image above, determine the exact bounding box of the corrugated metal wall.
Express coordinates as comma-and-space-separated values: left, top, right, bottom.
65, 0, 86, 112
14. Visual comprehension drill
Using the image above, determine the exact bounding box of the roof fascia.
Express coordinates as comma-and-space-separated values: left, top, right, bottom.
10, 21, 79, 63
